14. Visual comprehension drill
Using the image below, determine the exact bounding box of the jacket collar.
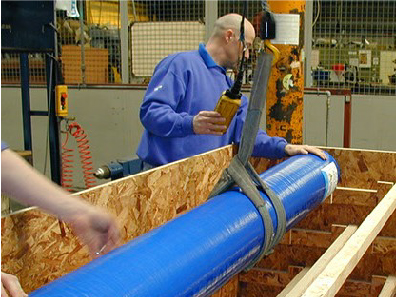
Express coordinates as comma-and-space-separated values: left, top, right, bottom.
198, 43, 227, 74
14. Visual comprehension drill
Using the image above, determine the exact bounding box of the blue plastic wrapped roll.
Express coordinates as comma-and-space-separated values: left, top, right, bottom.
31, 153, 340, 297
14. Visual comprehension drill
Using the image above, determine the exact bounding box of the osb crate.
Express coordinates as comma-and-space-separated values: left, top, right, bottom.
61, 45, 108, 84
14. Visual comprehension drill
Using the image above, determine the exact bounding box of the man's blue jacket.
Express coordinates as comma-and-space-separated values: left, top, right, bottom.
137, 44, 287, 167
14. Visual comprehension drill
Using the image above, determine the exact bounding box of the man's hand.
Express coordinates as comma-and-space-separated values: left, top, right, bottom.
285, 144, 327, 160
193, 111, 227, 135
67, 208, 120, 258
1, 272, 28, 297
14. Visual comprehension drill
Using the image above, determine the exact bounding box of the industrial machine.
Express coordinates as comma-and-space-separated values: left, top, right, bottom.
94, 158, 143, 180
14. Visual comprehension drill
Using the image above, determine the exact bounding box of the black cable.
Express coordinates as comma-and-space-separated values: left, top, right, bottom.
228, 0, 248, 98
239, 1, 247, 43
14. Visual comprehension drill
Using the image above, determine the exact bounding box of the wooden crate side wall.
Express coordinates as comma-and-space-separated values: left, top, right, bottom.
1, 146, 236, 293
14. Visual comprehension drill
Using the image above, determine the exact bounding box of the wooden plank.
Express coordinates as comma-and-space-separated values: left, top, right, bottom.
301, 184, 396, 297
335, 187, 377, 192
280, 225, 357, 296
277, 267, 310, 297
379, 275, 396, 297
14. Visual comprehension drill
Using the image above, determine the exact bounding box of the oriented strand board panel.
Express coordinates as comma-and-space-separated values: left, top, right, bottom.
324, 147, 396, 188
213, 275, 240, 297
240, 272, 387, 297
252, 147, 396, 192
1, 145, 236, 293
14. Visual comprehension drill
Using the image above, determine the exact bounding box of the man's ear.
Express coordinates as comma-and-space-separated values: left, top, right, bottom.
225, 29, 234, 43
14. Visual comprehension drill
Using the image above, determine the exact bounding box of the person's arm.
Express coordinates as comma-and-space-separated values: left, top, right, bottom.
1, 272, 27, 297
284, 143, 327, 159
140, 59, 226, 137
192, 111, 226, 135
140, 66, 195, 137
1, 149, 120, 256
1, 148, 119, 296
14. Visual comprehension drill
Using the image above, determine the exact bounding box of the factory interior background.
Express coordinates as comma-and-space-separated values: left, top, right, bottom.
2, 0, 395, 192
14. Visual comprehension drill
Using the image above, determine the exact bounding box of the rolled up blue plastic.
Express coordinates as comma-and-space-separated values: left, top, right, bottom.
31, 153, 340, 297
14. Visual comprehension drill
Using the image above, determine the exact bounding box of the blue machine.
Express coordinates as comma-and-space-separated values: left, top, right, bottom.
31, 153, 340, 297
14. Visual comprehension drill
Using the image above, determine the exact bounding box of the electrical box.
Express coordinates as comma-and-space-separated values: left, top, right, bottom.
1, 1, 55, 51
55, 85, 69, 116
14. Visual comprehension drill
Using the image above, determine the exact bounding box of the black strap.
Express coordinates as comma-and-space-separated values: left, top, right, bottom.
209, 52, 287, 270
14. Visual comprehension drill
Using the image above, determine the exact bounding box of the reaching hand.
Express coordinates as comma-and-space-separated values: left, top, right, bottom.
193, 111, 227, 135
284, 144, 327, 160
1, 272, 28, 297
67, 207, 120, 258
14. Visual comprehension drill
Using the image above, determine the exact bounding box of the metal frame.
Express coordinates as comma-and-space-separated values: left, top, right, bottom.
2, 0, 62, 185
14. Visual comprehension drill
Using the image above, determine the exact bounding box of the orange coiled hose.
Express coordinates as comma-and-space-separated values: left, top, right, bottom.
64, 122, 96, 189
61, 131, 74, 192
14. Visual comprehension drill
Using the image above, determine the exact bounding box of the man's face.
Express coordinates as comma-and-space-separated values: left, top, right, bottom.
227, 25, 255, 70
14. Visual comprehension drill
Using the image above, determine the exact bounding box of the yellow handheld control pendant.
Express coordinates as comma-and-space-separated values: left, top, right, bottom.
214, 91, 242, 134
55, 85, 69, 117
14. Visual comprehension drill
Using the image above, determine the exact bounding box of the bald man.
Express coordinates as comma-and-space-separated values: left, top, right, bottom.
136, 14, 325, 170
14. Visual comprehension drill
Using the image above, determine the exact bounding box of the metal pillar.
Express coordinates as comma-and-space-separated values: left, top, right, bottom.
205, 0, 218, 42
46, 55, 62, 185
120, 0, 129, 84
305, 0, 313, 87
19, 53, 33, 152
